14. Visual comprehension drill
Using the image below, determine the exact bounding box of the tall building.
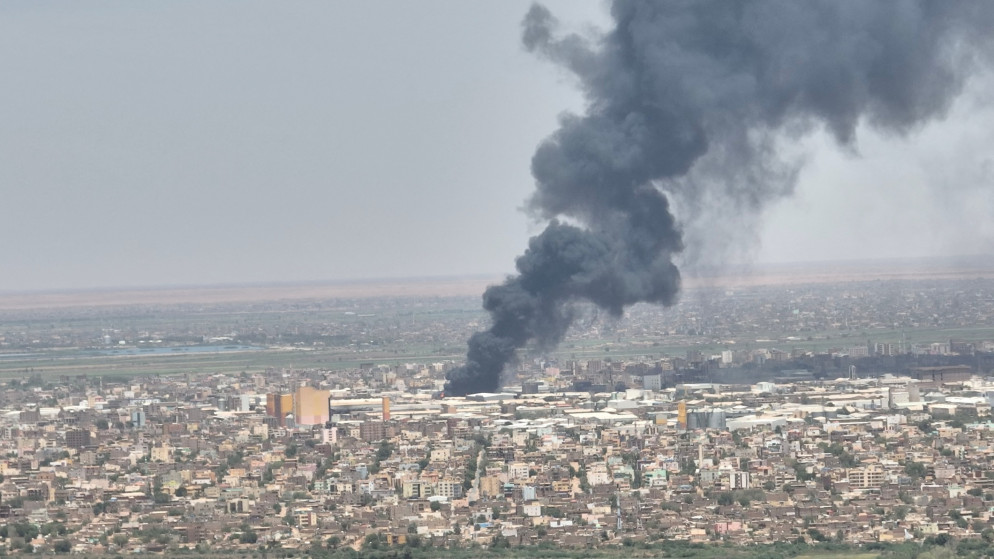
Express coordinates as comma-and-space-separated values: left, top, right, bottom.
359, 421, 385, 442
294, 386, 330, 426
642, 373, 662, 391
225, 394, 251, 412
266, 393, 294, 426
66, 429, 91, 449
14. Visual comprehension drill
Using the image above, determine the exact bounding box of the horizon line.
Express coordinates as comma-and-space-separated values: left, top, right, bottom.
2, 253, 993, 299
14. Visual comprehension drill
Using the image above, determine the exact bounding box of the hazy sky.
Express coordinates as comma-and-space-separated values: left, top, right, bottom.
3, 2, 993, 292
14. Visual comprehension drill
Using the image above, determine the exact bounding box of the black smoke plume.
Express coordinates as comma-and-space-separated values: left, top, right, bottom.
445, 0, 994, 396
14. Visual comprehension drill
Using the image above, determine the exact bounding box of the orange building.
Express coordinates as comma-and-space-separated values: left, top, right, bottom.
266, 393, 294, 426
294, 386, 330, 426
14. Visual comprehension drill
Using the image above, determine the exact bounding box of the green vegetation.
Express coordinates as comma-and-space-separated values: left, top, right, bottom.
114, 540, 994, 559
368, 440, 394, 474
463, 444, 480, 491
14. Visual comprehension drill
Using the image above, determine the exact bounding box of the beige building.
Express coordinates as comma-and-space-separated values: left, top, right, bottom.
151, 444, 172, 463
294, 386, 330, 426
847, 464, 885, 488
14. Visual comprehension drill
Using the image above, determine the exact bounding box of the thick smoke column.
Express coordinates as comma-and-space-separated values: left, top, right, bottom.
445, 0, 994, 396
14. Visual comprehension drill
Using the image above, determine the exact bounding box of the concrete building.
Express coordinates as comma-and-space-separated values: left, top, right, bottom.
266, 393, 294, 426
66, 429, 90, 449
294, 386, 330, 426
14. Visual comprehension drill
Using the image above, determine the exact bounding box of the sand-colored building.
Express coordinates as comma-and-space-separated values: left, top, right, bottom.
294, 386, 330, 426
